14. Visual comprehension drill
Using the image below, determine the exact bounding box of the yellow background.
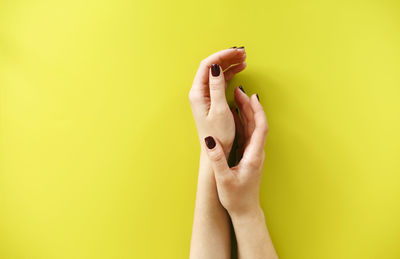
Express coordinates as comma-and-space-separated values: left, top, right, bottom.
1, 0, 400, 258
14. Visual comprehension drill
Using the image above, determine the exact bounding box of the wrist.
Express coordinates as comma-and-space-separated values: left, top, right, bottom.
198, 151, 213, 173
201, 145, 231, 161
229, 205, 265, 224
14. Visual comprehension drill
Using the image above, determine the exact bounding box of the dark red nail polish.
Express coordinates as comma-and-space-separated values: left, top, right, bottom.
231, 46, 237, 48
211, 64, 220, 77
238, 46, 245, 49
256, 94, 260, 101
205, 136, 216, 149
239, 85, 245, 93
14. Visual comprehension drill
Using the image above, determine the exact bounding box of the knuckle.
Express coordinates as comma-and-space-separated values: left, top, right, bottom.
220, 175, 233, 186
211, 104, 228, 115
210, 149, 225, 162
188, 90, 201, 103
200, 59, 208, 67
246, 157, 261, 169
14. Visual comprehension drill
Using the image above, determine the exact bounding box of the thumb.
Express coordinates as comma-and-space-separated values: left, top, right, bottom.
204, 136, 231, 180
209, 64, 227, 111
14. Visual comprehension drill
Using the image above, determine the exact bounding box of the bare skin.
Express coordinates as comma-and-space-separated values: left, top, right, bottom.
189, 47, 278, 259
189, 48, 246, 259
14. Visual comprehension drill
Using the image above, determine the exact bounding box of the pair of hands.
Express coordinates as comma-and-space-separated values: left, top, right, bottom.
189, 47, 269, 217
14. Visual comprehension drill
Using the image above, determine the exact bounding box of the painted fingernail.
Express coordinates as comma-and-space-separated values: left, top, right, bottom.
211, 64, 220, 77
205, 136, 216, 149
256, 94, 260, 101
239, 85, 245, 93
231, 46, 237, 48
238, 46, 245, 49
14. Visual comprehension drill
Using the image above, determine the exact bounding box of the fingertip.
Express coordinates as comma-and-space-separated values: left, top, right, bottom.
223, 61, 247, 81
234, 86, 249, 104
237, 49, 246, 60
250, 94, 268, 126
234, 87, 241, 102
252, 93, 261, 102
250, 94, 263, 110
225, 47, 239, 55
234, 61, 247, 73
237, 46, 246, 55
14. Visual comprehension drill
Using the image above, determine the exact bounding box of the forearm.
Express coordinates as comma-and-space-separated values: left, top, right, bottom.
189, 151, 231, 259
230, 207, 278, 259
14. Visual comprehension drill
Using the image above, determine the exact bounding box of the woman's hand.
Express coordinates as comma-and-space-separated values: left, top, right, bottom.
189, 48, 278, 259
204, 91, 278, 259
189, 48, 246, 156
189, 47, 247, 259
204, 92, 269, 217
